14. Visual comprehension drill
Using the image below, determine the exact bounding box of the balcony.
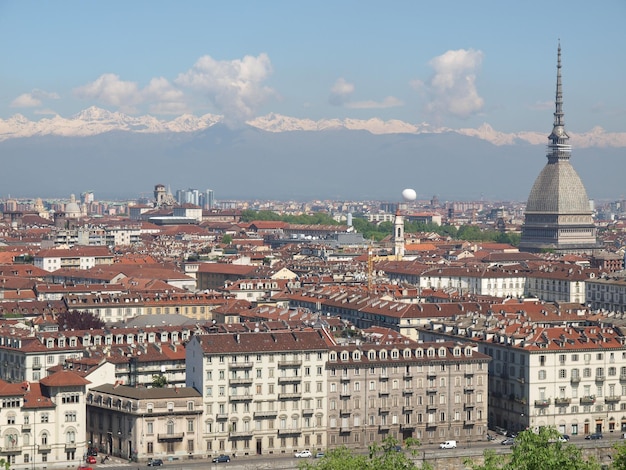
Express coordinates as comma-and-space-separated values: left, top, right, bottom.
38, 444, 51, 453
555, 397, 571, 406
278, 392, 302, 400
426, 404, 437, 411
216, 413, 229, 420
534, 399, 551, 407
253, 410, 277, 419
21, 423, 31, 432
570, 376, 581, 384
230, 394, 253, 402
339, 427, 352, 433
464, 403, 475, 410
620, 373, 626, 382
229, 377, 253, 385
463, 419, 475, 426
302, 408, 314, 415
605, 395, 621, 403
580, 396, 596, 405
401, 423, 416, 431
339, 391, 351, 399
277, 428, 302, 436
379, 406, 390, 414
404, 371, 413, 379
278, 359, 302, 367
595, 375, 606, 383
378, 424, 391, 432
229, 362, 253, 370
340, 409, 351, 417
464, 386, 475, 394
378, 390, 390, 397
0, 446, 21, 454
65, 442, 77, 451
427, 372, 437, 379
230, 430, 254, 439
157, 433, 184, 442
426, 387, 437, 394
278, 376, 302, 384
402, 389, 414, 395
402, 406, 414, 413
340, 376, 351, 382
465, 371, 474, 378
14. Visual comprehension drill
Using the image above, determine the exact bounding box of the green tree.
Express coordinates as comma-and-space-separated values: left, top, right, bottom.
465, 428, 600, 470
152, 374, 167, 388
611, 439, 626, 469
299, 435, 430, 470
222, 234, 233, 245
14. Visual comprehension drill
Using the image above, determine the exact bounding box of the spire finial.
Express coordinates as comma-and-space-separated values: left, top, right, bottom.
547, 41, 570, 162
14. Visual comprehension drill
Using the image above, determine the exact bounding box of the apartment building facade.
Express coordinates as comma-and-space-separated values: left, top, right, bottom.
185, 330, 330, 457
326, 341, 490, 450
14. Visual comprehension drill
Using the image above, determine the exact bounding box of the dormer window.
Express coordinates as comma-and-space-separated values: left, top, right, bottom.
465, 347, 473, 357
453, 347, 461, 357
438, 347, 446, 357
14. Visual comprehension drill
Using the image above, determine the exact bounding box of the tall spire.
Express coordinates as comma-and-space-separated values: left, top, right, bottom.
547, 41, 571, 162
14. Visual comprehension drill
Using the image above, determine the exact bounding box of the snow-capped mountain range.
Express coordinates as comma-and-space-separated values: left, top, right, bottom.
1, 106, 624, 148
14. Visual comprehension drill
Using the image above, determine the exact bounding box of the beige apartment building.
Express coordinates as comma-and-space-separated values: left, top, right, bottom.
86, 384, 203, 462
185, 330, 330, 457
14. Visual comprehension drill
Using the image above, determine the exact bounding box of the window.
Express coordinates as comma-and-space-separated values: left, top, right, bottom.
538, 370, 546, 380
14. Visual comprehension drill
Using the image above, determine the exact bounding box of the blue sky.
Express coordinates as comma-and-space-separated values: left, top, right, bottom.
1, 0, 625, 133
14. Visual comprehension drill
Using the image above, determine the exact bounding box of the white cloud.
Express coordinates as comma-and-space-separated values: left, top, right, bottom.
347, 96, 403, 109
329, 78, 355, 106
175, 53, 274, 127
10, 89, 59, 108
74, 74, 140, 113
416, 49, 484, 120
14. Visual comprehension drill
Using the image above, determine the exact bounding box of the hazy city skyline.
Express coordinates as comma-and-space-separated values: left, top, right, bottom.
1, 1, 625, 136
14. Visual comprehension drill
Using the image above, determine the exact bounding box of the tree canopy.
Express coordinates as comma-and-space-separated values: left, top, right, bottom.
465, 428, 601, 470
56, 309, 105, 331
298, 436, 430, 470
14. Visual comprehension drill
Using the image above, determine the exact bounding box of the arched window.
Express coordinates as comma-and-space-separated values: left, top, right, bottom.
166, 420, 174, 435
66, 430, 76, 444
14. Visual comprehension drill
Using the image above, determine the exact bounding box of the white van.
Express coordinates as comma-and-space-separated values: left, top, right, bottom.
439, 440, 457, 449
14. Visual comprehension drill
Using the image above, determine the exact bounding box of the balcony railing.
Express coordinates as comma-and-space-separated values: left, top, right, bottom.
216, 413, 229, 420
534, 399, 551, 407
339, 427, 352, 433
157, 433, 184, 441
401, 423, 416, 431
278, 392, 302, 400
277, 428, 302, 435
278, 360, 302, 367
230, 394, 253, 402
0, 446, 21, 454
555, 397, 571, 406
229, 430, 254, 438
605, 395, 621, 403
278, 376, 302, 384
595, 375, 606, 382
229, 377, 253, 385
620, 373, 626, 382
580, 395, 596, 405
253, 410, 277, 419
570, 376, 581, 384
228, 362, 253, 369
302, 408, 314, 415
379, 407, 390, 414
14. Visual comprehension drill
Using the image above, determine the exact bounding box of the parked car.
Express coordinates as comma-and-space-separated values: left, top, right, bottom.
501, 438, 515, 445
585, 433, 603, 440
295, 450, 312, 458
558, 434, 570, 442
315, 452, 325, 458
212, 454, 231, 463
147, 458, 164, 467
506, 431, 518, 438
86, 456, 97, 464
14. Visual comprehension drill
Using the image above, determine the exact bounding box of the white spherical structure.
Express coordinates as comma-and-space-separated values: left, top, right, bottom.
402, 188, 417, 201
